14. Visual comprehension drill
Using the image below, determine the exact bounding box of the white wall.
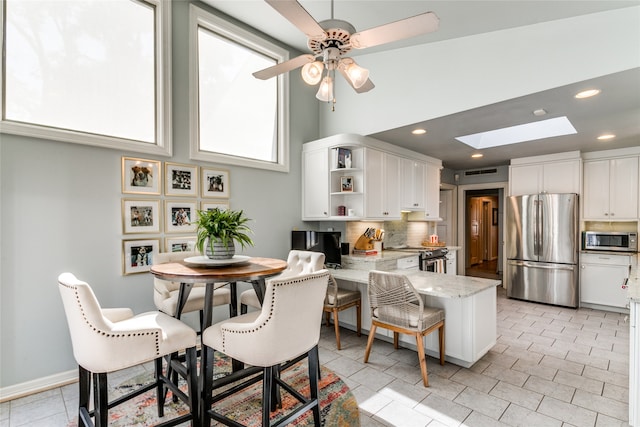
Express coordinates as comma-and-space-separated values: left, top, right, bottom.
0, 0, 318, 390
319, 6, 640, 137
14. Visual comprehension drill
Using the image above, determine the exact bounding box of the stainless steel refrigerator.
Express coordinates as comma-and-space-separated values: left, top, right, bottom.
505, 193, 579, 308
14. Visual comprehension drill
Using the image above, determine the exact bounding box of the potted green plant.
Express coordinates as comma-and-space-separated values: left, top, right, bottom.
194, 208, 254, 260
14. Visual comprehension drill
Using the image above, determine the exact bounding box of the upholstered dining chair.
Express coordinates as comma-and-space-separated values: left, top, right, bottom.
323, 274, 361, 350
201, 269, 330, 427
153, 251, 234, 328
57, 272, 199, 427
364, 270, 445, 387
239, 249, 325, 314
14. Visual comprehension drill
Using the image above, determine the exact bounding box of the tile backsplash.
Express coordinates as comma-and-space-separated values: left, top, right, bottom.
345, 214, 436, 249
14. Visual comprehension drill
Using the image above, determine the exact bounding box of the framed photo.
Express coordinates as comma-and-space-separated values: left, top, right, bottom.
165, 200, 197, 233
122, 157, 161, 195
122, 239, 160, 275
201, 200, 230, 212
122, 199, 161, 234
165, 162, 198, 197
165, 236, 197, 253
340, 176, 354, 192
201, 168, 230, 198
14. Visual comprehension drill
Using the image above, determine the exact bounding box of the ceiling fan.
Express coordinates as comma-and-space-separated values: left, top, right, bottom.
253, 0, 439, 106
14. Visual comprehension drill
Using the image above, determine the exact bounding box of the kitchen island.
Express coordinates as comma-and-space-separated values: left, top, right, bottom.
331, 268, 501, 368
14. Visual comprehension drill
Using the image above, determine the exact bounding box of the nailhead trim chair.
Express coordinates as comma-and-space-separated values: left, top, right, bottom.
323, 274, 361, 350
58, 273, 199, 427
201, 270, 330, 427
239, 250, 325, 314
364, 270, 445, 387
153, 251, 234, 329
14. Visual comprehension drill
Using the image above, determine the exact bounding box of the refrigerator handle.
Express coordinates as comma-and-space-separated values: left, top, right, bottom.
509, 260, 575, 271
533, 199, 539, 256
538, 198, 543, 256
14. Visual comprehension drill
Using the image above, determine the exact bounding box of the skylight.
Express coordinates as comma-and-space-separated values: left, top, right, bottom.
455, 116, 577, 149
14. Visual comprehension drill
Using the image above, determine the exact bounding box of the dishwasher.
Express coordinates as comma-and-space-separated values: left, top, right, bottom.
580, 252, 631, 311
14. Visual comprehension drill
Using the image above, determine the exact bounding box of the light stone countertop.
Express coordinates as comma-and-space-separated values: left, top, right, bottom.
329, 268, 501, 299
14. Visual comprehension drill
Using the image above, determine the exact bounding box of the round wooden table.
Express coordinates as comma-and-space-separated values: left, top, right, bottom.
150, 256, 287, 328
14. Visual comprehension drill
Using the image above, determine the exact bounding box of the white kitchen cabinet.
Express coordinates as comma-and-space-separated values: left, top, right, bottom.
583, 157, 639, 220
446, 250, 457, 275
302, 148, 329, 219
400, 158, 425, 210
580, 252, 631, 311
509, 158, 581, 196
364, 148, 401, 219
424, 162, 441, 219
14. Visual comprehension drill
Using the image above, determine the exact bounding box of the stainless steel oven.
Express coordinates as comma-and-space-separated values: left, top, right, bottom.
419, 248, 449, 273
582, 231, 638, 253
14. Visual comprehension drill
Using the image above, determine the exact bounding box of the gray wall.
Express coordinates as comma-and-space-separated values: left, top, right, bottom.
0, 0, 318, 388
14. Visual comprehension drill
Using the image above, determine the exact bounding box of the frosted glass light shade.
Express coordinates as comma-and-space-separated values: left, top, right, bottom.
343, 61, 369, 89
316, 76, 334, 102
301, 61, 324, 85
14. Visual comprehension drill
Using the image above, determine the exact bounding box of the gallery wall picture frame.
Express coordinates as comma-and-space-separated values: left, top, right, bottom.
165, 162, 198, 197
340, 176, 354, 192
122, 238, 160, 275
201, 168, 230, 198
122, 199, 161, 234
201, 200, 230, 212
122, 157, 161, 195
165, 200, 197, 233
165, 236, 197, 253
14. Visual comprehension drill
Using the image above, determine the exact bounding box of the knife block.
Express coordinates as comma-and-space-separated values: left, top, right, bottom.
354, 235, 374, 250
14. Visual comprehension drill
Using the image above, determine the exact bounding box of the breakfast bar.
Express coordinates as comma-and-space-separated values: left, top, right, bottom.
330, 268, 501, 368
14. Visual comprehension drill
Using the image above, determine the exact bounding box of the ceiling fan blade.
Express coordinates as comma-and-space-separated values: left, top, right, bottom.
252, 54, 315, 80
355, 78, 375, 93
265, 0, 326, 40
350, 12, 439, 49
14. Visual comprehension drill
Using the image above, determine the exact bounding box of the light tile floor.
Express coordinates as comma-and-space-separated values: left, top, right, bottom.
0, 287, 632, 426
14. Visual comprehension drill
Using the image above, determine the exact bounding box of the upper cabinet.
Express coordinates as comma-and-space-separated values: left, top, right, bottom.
509, 152, 581, 196
583, 157, 638, 220
302, 134, 442, 221
365, 149, 401, 219
400, 158, 425, 211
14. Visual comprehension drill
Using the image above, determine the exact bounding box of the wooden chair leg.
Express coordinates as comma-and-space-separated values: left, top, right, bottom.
439, 322, 445, 365
185, 347, 200, 427
201, 346, 214, 427
240, 303, 248, 315
262, 366, 273, 427
393, 332, 399, 349
415, 333, 429, 387
363, 324, 377, 363
308, 345, 321, 426
78, 366, 91, 427
93, 372, 108, 427
356, 302, 362, 337
324, 310, 331, 327
333, 308, 341, 350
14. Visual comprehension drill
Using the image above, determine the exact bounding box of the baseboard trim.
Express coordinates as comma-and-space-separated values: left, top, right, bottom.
0, 370, 77, 403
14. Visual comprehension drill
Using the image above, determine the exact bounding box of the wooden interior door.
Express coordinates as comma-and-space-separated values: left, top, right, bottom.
468, 197, 481, 266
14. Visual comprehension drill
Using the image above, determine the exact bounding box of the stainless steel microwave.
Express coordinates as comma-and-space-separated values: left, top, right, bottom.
582, 231, 638, 252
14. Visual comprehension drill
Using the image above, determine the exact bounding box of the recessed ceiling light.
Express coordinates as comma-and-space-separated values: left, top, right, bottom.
471, 153, 483, 158
455, 116, 576, 149
575, 89, 601, 99
597, 134, 616, 140
412, 128, 427, 135
533, 109, 547, 116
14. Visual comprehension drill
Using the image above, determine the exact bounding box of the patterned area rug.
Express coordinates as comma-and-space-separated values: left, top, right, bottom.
66, 353, 359, 426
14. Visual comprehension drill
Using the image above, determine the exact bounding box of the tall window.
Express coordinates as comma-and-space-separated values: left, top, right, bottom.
189, 5, 290, 172
1, 0, 171, 155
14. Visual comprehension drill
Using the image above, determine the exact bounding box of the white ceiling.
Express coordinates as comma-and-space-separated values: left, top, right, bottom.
202, 0, 640, 170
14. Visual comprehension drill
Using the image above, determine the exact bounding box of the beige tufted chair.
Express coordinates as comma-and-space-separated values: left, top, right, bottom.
364, 271, 445, 387
153, 251, 234, 327
58, 272, 199, 427
201, 270, 330, 427
239, 250, 325, 314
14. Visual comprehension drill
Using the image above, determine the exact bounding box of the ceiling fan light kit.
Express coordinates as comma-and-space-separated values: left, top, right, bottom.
254, 0, 439, 107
